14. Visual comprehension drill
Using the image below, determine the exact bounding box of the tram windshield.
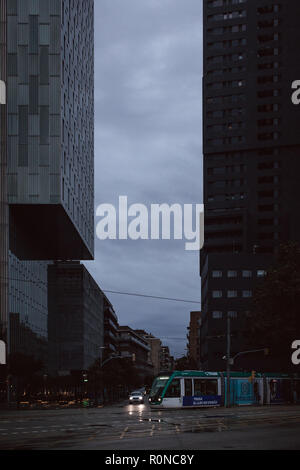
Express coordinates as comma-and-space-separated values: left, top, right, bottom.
149, 376, 170, 399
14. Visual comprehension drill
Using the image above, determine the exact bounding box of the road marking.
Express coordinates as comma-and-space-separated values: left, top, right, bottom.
120, 426, 129, 439
150, 424, 155, 437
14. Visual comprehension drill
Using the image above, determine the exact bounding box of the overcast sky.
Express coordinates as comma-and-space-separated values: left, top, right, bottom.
85, 0, 203, 359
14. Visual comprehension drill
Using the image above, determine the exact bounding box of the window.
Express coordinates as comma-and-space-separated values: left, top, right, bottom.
257, 270, 266, 277
242, 270, 252, 278
40, 46, 49, 85
212, 270, 222, 278
242, 290, 252, 298
29, 16, 38, 54
184, 379, 193, 397
193, 380, 203, 396
40, 106, 49, 145
194, 379, 218, 396
227, 290, 237, 298
228, 311, 238, 318
164, 379, 181, 398
227, 270, 237, 278
212, 290, 223, 298
212, 311, 223, 319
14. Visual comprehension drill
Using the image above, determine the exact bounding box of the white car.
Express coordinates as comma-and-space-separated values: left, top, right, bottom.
129, 391, 144, 404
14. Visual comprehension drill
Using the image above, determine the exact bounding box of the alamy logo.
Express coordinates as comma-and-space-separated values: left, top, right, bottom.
291, 340, 300, 365
291, 80, 300, 105
0, 340, 6, 365
0, 80, 6, 105
95, 197, 204, 251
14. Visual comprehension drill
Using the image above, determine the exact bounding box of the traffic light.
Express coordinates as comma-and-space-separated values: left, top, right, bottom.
82, 373, 88, 383
249, 370, 256, 383
132, 353, 136, 363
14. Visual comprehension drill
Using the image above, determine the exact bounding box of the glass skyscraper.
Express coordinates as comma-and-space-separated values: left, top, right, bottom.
7, 0, 94, 261
0, 1, 95, 364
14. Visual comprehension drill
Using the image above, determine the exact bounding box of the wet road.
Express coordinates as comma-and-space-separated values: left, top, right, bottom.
1, 401, 300, 450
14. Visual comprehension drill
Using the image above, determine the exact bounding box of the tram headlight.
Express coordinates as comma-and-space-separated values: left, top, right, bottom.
158, 397, 162, 402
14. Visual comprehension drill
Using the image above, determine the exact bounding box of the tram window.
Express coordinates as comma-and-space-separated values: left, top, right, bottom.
194, 380, 206, 396
184, 379, 193, 396
194, 379, 218, 396
206, 380, 218, 395
164, 379, 181, 398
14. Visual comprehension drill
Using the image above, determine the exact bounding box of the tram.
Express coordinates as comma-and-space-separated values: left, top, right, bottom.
148, 371, 300, 409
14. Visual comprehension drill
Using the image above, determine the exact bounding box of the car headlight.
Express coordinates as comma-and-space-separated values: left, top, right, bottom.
139, 397, 142, 400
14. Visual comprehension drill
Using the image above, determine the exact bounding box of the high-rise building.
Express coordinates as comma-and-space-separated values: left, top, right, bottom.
201, 0, 300, 370
0, 0, 8, 348
6, 0, 94, 260
0, 1, 95, 369
187, 311, 201, 368
48, 262, 104, 375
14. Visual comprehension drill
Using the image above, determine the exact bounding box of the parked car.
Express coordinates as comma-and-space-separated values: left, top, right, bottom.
129, 391, 144, 404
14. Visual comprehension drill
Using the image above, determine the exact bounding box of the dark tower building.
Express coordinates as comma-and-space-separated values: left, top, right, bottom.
0, 0, 8, 348
201, 0, 300, 370
48, 262, 104, 375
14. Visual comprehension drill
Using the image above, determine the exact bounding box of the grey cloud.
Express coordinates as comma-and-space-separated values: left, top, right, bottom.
86, 0, 203, 358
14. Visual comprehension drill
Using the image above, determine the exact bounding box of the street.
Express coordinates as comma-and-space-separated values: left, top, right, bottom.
1, 400, 300, 450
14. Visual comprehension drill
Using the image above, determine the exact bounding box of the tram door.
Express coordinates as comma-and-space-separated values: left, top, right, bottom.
182, 379, 193, 407
268, 379, 292, 404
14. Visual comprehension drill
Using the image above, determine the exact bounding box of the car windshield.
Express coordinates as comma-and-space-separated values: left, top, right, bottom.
131, 392, 142, 396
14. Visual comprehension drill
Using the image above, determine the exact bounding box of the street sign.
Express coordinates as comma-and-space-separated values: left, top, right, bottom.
0, 341, 6, 365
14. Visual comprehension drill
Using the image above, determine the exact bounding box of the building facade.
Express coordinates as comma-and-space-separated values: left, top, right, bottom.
6, 0, 94, 260
0, 0, 8, 349
0, 1, 95, 372
103, 296, 119, 360
9, 252, 48, 362
48, 262, 104, 375
134, 330, 162, 377
160, 345, 174, 373
118, 326, 153, 382
187, 311, 201, 368
201, 0, 300, 370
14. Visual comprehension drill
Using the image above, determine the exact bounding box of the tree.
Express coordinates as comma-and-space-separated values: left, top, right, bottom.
8, 353, 44, 405
88, 355, 143, 403
248, 242, 300, 368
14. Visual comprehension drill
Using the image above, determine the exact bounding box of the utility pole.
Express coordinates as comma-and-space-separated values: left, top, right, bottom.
226, 315, 231, 408
99, 346, 105, 405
